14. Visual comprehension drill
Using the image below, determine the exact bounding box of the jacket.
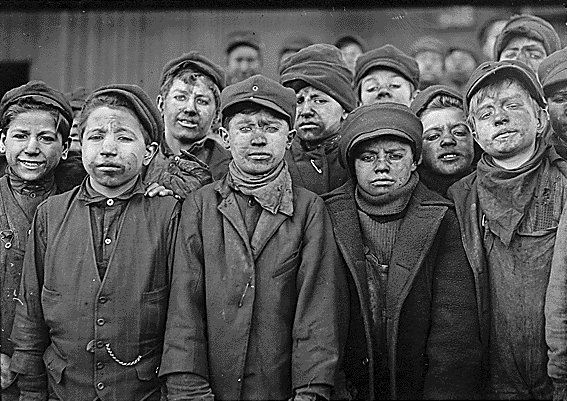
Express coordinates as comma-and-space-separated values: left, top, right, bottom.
9, 182, 180, 401
323, 180, 483, 400
160, 176, 348, 400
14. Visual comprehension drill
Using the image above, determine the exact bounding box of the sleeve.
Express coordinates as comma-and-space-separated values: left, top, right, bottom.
159, 194, 212, 395
546, 204, 567, 400
423, 209, 484, 400
291, 196, 349, 393
153, 152, 213, 200
8, 205, 50, 391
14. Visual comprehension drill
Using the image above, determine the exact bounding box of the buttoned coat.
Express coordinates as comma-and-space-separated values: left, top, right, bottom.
160, 177, 348, 400
9, 184, 179, 401
323, 180, 483, 400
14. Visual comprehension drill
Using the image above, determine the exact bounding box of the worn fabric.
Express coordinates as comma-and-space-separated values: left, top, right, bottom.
417, 165, 473, 198
228, 160, 293, 216
549, 132, 567, 160
324, 180, 483, 400
447, 146, 567, 400
285, 135, 348, 195
9, 180, 180, 401
160, 175, 348, 401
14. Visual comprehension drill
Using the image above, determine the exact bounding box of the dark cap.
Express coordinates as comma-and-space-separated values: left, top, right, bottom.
340, 102, 423, 174
409, 36, 448, 57
86, 84, 164, 143
494, 14, 561, 60
0, 80, 73, 139
226, 31, 261, 55
538, 47, 567, 97
410, 84, 463, 117
355, 44, 420, 92
280, 36, 314, 57
66, 87, 91, 112
334, 34, 368, 53
463, 59, 546, 116
160, 51, 225, 91
221, 74, 296, 128
280, 43, 356, 112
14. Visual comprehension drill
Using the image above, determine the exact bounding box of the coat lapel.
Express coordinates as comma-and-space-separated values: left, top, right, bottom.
217, 190, 253, 254
250, 211, 288, 260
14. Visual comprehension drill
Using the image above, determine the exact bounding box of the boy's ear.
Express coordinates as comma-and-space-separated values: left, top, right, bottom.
0, 131, 6, 153
219, 127, 230, 149
286, 129, 296, 149
143, 142, 159, 166
156, 95, 164, 116
60, 136, 71, 161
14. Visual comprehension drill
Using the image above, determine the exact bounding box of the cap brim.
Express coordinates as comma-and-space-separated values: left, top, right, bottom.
543, 70, 567, 96
349, 128, 415, 154
222, 96, 292, 125
359, 60, 414, 85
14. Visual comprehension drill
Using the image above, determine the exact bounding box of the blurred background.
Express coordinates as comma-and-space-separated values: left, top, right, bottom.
0, 2, 565, 99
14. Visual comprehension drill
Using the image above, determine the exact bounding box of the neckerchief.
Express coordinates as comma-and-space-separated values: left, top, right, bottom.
300, 132, 342, 153
355, 171, 419, 221
477, 142, 549, 246
7, 166, 56, 198
228, 160, 294, 216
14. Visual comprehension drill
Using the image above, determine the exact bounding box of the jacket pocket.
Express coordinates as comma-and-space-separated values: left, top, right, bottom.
43, 345, 66, 384
140, 285, 169, 345
135, 352, 160, 382
272, 251, 301, 278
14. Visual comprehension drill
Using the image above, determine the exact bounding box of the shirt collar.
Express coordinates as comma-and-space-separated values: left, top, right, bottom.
77, 176, 145, 205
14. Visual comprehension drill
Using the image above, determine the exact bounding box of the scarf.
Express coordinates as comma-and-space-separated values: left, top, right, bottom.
355, 171, 419, 221
228, 160, 294, 216
477, 142, 549, 246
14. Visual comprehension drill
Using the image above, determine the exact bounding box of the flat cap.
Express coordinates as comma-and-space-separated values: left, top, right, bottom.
66, 87, 91, 111
280, 43, 356, 112
226, 31, 261, 54
494, 14, 561, 60
160, 51, 225, 91
355, 44, 420, 91
280, 36, 314, 56
221, 74, 296, 128
334, 34, 368, 53
463, 59, 546, 116
340, 102, 423, 173
86, 84, 164, 143
410, 84, 463, 117
409, 36, 448, 57
0, 80, 73, 139
538, 47, 567, 97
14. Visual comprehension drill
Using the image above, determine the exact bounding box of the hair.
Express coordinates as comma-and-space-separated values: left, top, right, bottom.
222, 103, 289, 130
1, 100, 70, 142
466, 77, 541, 131
160, 67, 221, 134
78, 93, 151, 144
418, 94, 464, 118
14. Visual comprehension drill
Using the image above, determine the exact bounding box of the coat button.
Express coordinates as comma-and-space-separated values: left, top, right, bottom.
97, 382, 105, 390
96, 340, 104, 348
237, 378, 242, 382
98, 296, 107, 304
106, 199, 114, 206
362, 357, 369, 366
96, 361, 104, 370
96, 318, 105, 326
104, 238, 112, 245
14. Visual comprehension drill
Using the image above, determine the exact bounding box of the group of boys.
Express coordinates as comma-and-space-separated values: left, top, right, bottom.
1, 11, 567, 401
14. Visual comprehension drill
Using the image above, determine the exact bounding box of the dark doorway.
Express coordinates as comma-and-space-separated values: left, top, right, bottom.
0, 62, 30, 100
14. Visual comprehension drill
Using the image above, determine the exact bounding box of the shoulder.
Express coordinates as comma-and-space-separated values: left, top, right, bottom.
413, 181, 453, 208
446, 171, 477, 202
321, 180, 354, 205
292, 184, 326, 211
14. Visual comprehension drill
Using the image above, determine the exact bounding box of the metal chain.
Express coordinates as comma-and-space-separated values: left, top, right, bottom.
105, 343, 142, 366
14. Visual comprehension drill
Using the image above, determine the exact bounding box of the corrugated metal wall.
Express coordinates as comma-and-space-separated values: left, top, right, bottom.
0, 7, 564, 98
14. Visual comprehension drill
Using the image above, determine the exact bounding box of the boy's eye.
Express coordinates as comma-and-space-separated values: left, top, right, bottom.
424, 133, 440, 141
388, 153, 403, 160
38, 135, 56, 143
174, 95, 186, 102
359, 154, 376, 163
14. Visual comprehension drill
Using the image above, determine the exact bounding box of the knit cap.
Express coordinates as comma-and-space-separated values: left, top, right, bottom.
226, 31, 261, 55
355, 44, 420, 92
85, 84, 164, 144
160, 51, 225, 91
494, 14, 561, 60
0, 80, 73, 141
538, 47, 567, 97
340, 102, 423, 177
279, 44, 357, 112
410, 84, 463, 117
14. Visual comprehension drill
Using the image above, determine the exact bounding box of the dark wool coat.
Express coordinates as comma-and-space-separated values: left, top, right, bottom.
9, 184, 179, 401
323, 180, 483, 400
160, 177, 348, 401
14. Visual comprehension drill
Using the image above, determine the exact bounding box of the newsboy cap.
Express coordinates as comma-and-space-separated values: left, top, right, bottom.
279, 44, 357, 112
226, 31, 261, 54
86, 84, 164, 144
463, 59, 546, 116
221, 74, 296, 128
538, 48, 567, 97
66, 86, 91, 112
340, 102, 423, 176
280, 36, 314, 57
494, 14, 561, 61
410, 84, 463, 117
160, 51, 226, 91
355, 44, 420, 92
0, 80, 73, 140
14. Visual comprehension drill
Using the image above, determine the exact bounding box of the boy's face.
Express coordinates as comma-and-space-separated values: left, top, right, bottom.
221, 108, 294, 175
359, 68, 414, 106
81, 106, 156, 196
354, 136, 416, 196
2, 110, 68, 182
415, 50, 444, 85
547, 82, 567, 141
295, 86, 346, 142
499, 36, 546, 72
227, 45, 261, 85
420, 107, 474, 176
